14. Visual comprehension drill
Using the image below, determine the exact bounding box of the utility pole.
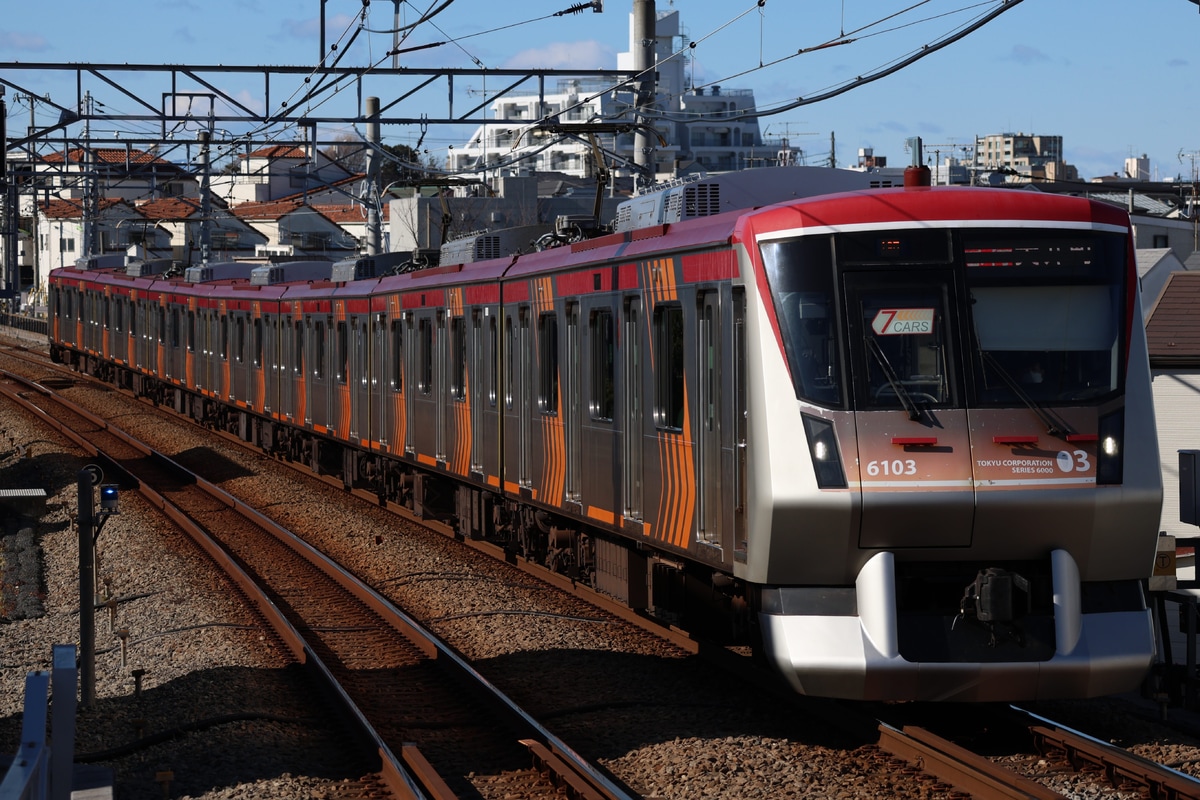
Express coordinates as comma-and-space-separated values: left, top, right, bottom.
1, 87, 12, 305
1180, 149, 1200, 253
632, 0, 656, 183
365, 96, 381, 256
80, 92, 99, 258
198, 128, 212, 264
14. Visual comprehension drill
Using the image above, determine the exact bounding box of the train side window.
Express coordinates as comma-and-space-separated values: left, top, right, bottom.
505, 315, 515, 410
390, 319, 403, 392
538, 312, 559, 415
335, 321, 348, 383
451, 316, 466, 401
357, 322, 367, 386
158, 307, 166, 345
187, 310, 195, 352
253, 317, 263, 367
653, 304, 685, 430
234, 316, 245, 363
313, 320, 326, 379
488, 314, 498, 407
589, 308, 615, 421
294, 321, 304, 375
418, 317, 433, 395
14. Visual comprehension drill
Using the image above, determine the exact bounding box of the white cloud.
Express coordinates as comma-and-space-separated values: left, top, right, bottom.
502, 41, 614, 70
0, 31, 49, 52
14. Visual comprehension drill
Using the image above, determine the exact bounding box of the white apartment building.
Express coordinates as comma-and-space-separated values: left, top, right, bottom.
447, 9, 768, 184
208, 144, 357, 205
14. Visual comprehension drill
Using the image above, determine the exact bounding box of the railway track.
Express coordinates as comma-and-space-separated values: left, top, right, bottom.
0, 366, 637, 799
871, 702, 1200, 799
7, 333, 1200, 799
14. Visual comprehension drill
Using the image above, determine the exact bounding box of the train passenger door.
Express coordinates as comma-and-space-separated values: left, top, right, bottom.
261, 313, 276, 415
843, 271, 973, 549
404, 312, 417, 454
696, 291, 721, 546
732, 289, 748, 562
185, 308, 196, 388
470, 310, 485, 475
290, 319, 304, 424
276, 315, 292, 419
309, 317, 329, 428
370, 312, 388, 449
519, 306, 532, 487
622, 296, 643, 524
565, 302, 582, 504
435, 311, 447, 463
348, 317, 366, 441
500, 307, 521, 490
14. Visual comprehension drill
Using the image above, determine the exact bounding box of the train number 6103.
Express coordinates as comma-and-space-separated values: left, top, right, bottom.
866, 459, 917, 476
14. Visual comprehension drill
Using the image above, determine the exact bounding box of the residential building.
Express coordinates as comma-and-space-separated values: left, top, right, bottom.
1138, 248, 1190, 317
32, 196, 266, 293
972, 132, 1076, 182
30, 146, 197, 207
209, 144, 358, 205
447, 8, 766, 184
1024, 180, 1200, 263
230, 200, 362, 257
1146, 271, 1200, 539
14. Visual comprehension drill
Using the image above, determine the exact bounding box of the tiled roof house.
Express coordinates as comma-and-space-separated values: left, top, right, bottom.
1146, 271, 1200, 537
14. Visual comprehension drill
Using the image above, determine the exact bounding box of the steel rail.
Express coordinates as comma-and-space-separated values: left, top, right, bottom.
1028, 720, 1200, 800
877, 723, 1062, 800
0, 366, 639, 800
0, 370, 427, 800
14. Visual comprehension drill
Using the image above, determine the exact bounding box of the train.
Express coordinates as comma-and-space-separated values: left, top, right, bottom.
47, 166, 1163, 702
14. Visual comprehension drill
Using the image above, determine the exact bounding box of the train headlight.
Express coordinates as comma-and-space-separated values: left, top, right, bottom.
802, 415, 847, 489
1097, 409, 1124, 485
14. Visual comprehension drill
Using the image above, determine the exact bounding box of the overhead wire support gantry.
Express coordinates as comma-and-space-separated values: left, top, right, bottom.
0, 62, 640, 147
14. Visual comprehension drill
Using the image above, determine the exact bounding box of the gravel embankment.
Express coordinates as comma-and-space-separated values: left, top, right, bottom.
7, 331, 1200, 800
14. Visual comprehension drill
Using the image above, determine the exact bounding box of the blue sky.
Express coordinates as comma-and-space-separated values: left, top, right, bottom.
2, 0, 1198, 182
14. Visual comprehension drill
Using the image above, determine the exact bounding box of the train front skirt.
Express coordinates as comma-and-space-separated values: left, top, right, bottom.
759, 550, 1155, 702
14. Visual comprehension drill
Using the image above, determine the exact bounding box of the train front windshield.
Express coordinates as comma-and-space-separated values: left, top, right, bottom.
760, 228, 1128, 410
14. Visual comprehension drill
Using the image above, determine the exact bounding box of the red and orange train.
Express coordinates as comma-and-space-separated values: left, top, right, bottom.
50, 167, 1163, 701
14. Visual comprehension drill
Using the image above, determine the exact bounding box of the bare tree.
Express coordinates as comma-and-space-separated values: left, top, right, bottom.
322, 133, 368, 175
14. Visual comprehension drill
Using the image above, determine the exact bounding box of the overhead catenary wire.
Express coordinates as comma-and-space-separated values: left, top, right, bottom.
591, 0, 1022, 128
439, 0, 1022, 179
11, 1, 1029, 193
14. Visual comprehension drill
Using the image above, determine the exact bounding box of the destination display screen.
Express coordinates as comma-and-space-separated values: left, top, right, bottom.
963, 235, 1103, 271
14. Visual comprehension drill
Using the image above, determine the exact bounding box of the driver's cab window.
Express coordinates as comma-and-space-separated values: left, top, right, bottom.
851, 282, 954, 411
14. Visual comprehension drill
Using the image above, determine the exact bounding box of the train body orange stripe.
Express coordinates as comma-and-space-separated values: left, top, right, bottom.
587, 506, 615, 525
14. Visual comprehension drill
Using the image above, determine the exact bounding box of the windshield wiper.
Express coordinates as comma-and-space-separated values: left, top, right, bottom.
865, 336, 922, 421
978, 350, 1072, 438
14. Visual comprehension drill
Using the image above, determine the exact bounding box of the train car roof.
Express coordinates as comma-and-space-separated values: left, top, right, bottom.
277, 277, 380, 300
50, 265, 160, 292
738, 185, 1133, 238
494, 208, 746, 281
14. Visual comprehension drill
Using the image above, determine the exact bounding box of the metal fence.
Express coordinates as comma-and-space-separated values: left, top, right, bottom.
0, 314, 48, 341
0, 645, 78, 800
